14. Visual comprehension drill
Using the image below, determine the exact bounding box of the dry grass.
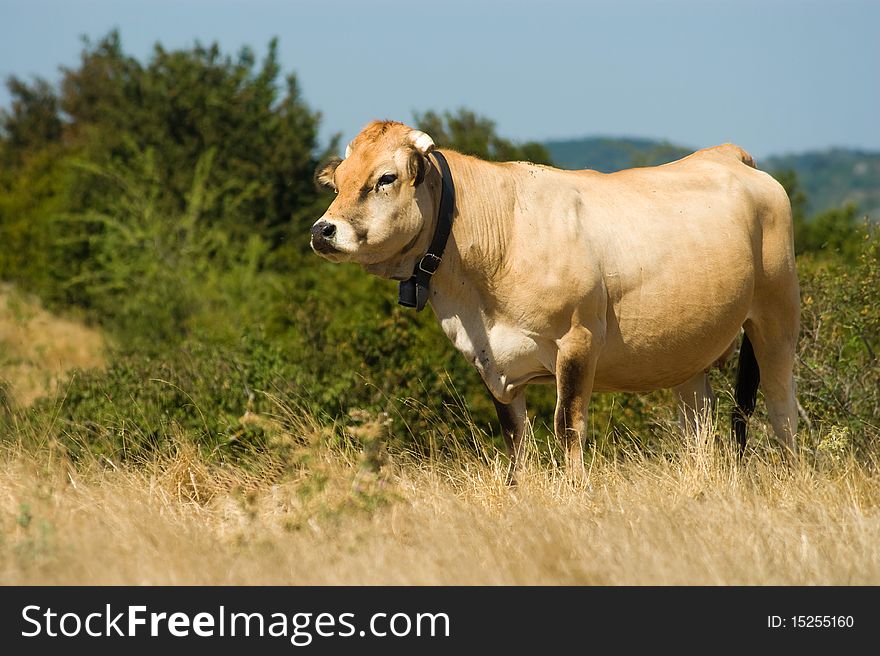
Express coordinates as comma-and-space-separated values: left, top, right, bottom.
3, 414, 879, 585
0, 284, 106, 406
2, 283, 877, 585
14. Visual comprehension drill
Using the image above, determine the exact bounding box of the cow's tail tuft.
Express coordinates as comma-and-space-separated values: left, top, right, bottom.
732, 333, 760, 456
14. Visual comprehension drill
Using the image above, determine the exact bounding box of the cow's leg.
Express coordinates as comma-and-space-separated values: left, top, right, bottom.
744, 313, 799, 458
672, 372, 715, 435
490, 389, 527, 485
554, 327, 599, 482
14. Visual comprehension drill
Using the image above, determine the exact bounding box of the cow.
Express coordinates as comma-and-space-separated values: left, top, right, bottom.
310, 120, 800, 481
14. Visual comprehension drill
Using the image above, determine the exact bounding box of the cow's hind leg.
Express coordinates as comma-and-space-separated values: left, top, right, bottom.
743, 311, 799, 458
490, 389, 527, 485
673, 372, 716, 435
554, 327, 599, 482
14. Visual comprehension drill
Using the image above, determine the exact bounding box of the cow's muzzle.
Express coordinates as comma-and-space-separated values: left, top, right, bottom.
310, 220, 339, 254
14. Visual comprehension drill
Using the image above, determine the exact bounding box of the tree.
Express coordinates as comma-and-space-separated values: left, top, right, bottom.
772, 168, 808, 248
772, 168, 862, 259
0, 32, 335, 309
0, 76, 63, 163
413, 108, 552, 164
56, 31, 331, 243
799, 204, 863, 260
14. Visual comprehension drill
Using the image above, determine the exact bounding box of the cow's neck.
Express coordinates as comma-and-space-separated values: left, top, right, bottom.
428, 151, 513, 302
423, 152, 533, 401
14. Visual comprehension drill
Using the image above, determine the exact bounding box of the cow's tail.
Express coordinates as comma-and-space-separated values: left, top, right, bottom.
732, 333, 760, 455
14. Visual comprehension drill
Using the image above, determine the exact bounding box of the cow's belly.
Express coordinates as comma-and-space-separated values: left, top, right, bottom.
593, 268, 753, 391
593, 326, 743, 392
441, 284, 751, 398
587, 198, 757, 391
440, 316, 554, 402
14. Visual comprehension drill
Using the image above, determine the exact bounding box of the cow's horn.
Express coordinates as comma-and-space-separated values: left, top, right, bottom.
344, 142, 353, 159
408, 130, 435, 155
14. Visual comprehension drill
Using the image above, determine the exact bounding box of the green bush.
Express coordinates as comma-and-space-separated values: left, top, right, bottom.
25, 333, 295, 460
796, 225, 879, 447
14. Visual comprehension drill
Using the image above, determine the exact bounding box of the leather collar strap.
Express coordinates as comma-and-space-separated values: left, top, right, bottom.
398, 150, 456, 311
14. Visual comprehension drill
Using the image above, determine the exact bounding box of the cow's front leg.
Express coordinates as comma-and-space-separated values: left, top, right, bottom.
554, 327, 599, 482
489, 388, 527, 485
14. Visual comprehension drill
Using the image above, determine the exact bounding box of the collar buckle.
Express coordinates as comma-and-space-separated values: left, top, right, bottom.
418, 253, 442, 275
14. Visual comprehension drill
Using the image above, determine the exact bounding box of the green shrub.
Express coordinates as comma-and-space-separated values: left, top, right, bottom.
796, 225, 879, 448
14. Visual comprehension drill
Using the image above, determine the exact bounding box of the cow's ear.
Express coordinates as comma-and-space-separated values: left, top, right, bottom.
314, 157, 342, 191
408, 149, 427, 187
406, 131, 434, 187
407, 130, 435, 155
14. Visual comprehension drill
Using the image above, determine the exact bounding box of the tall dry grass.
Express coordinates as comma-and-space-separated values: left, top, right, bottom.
3, 407, 878, 585
0, 284, 106, 406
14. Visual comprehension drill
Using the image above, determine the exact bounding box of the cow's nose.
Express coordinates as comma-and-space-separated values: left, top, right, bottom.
311, 220, 336, 241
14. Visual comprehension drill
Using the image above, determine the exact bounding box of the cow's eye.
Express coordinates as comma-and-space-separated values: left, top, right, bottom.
377, 173, 397, 189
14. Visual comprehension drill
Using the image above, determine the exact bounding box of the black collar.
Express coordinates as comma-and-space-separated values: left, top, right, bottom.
398, 150, 456, 311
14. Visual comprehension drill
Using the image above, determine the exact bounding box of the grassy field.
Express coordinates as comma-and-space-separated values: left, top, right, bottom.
2, 286, 879, 586
4, 419, 879, 586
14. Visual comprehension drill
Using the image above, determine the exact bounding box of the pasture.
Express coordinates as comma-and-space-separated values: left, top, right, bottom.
2, 289, 879, 585
1, 34, 878, 586
4, 400, 879, 585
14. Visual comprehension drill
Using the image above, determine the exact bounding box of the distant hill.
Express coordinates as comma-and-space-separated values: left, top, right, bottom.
543, 137, 880, 219
543, 136, 692, 172
763, 149, 880, 219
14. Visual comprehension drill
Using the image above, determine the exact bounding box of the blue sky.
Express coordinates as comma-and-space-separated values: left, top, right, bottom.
1, 0, 877, 157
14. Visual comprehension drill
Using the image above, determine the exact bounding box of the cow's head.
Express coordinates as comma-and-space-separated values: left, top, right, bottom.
310, 121, 438, 279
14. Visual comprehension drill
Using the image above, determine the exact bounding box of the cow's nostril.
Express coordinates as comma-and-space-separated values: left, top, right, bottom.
321, 223, 336, 239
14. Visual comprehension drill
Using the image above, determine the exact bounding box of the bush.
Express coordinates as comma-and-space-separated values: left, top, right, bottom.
796, 225, 879, 448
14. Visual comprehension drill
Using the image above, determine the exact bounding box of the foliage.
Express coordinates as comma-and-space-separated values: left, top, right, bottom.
765, 148, 880, 220
796, 226, 880, 445
61, 31, 330, 241
33, 334, 297, 461
0, 76, 62, 160
0, 145, 79, 299
797, 204, 864, 260
773, 168, 866, 260
0, 31, 330, 310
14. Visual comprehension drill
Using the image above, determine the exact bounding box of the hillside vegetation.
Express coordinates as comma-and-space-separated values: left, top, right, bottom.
1, 34, 878, 584
764, 149, 880, 220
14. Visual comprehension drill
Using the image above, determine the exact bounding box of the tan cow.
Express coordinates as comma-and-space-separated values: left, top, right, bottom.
311, 120, 800, 480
